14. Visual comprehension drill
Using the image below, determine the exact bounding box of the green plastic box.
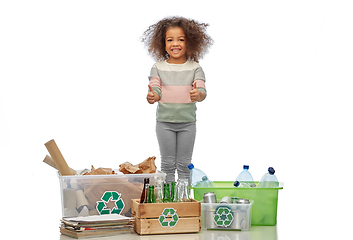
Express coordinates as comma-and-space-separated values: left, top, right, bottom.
190, 181, 283, 226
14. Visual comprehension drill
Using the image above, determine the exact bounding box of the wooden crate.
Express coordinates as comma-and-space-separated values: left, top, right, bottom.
131, 199, 201, 235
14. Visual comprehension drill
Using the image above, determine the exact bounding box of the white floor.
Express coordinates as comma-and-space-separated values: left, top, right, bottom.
58, 226, 278, 240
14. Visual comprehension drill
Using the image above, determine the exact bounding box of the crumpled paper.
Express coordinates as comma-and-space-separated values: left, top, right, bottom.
83, 165, 116, 175
119, 156, 157, 174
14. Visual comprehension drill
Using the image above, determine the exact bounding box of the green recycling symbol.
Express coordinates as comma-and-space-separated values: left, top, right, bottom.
158, 208, 179, 228
96, 191, 125, 215
213, 206, 234, 227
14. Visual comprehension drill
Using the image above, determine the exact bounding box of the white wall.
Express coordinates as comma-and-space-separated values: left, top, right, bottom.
1, 1, 352, 239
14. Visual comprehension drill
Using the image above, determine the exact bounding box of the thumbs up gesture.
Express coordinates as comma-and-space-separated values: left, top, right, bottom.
147, 85, 159, 104
190, 82, 199, 102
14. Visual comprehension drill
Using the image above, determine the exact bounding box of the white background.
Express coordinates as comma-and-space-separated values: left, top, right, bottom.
1, 1, 352, 239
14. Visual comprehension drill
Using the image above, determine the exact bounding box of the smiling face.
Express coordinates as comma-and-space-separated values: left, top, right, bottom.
165, 27, 187, 64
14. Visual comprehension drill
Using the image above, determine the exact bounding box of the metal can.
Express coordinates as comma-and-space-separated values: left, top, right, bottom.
237, 198, 250, 204
233, 210, 247, 230
219, 196, 231, 204
203, 192, 217, 203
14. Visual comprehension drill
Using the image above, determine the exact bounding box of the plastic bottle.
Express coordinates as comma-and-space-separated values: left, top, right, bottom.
257, 167, 279, 188
188, 163, 214, 187
233, 180, 250, 188
235, 165, 255, 187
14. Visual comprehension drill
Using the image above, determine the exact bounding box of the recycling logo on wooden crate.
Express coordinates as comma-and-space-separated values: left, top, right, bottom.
158, 208, 179, 228
96, 191, 125, 215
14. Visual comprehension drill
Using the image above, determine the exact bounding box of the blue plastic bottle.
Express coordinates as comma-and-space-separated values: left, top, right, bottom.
188, 164, 214, 187
233, 180, 250, 188
257, 167, 279, 188
235, 165, 255, 187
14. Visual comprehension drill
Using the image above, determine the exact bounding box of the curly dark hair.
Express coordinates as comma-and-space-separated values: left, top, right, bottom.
141, 16, 213, 62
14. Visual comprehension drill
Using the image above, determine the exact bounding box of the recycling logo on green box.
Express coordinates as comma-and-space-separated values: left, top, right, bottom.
96, 191, 125, 215
213, 205, 234, 227
158, 208, 179, 228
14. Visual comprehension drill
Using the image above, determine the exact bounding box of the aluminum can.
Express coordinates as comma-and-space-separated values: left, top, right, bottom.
219, 196, 232, 204
203, 192, 217, 203
237, 198, 250, 204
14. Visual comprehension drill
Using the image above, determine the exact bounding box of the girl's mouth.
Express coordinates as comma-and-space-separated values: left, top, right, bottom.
171, 48, 181, 53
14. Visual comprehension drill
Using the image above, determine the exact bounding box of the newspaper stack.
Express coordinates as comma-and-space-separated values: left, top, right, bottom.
60, 214, 134, 238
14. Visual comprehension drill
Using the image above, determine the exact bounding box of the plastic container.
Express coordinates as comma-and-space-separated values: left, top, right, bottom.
257, 167, 279, 188
201, 200, 253, 231
190, 181, 283, 226
235, 165, 255, 186
58, 171, 166, 218
188, 163, 214, 187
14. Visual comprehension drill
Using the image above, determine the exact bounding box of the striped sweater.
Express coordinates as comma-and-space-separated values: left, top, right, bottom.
149, 60, 207, 122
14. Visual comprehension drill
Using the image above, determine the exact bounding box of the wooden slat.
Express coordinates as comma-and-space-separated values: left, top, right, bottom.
135, 217, 201, 235
131, 199, 200, 218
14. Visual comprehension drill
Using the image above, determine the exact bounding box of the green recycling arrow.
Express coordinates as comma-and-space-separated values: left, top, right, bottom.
158, 208, 179, 228
213, 206, 234, 227
96, 191, 125, 215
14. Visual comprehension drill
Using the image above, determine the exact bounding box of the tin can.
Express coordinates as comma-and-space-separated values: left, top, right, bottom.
236, 198, 250, 211
219, 196, 231, 204
237, 198, 250, 204
232, 210, 247, 230
203, 192, 217, 203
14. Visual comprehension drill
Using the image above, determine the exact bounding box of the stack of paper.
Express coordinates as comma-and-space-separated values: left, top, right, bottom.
60, 214, 134, 238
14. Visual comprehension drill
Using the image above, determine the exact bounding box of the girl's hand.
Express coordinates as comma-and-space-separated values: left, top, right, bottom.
147, 85, 159, 104
190, 82, 200, 102
190, 82, 206, 102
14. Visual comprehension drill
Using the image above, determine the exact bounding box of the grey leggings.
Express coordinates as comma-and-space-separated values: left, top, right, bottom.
156, 121, 196, 184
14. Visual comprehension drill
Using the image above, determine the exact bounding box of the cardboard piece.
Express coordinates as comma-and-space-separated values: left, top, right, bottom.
119, 156, 157, 174
45, 139, 73, 176
43, 155, 77, 175
83, 166, 115, 175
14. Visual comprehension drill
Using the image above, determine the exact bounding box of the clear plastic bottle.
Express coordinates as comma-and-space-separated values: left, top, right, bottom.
235, 165, 255, 187
233, 180, 250, 188
188, 163, 214, 187
257, 167, 279, 188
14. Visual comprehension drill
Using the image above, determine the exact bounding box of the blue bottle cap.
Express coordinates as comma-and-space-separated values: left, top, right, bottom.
268, 167, 275, 175
233, 181, 240, 187
243, 165, 249, 170
188, 163, 194, 170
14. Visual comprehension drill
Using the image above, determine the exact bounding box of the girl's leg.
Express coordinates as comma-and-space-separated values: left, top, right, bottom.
156, 122, 177, 184
176, 122, 196, 183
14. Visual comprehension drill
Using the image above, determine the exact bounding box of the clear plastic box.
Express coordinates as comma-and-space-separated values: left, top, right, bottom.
58, 171, 166, 218
191, 181, 283, 226
201, 201, 253, 231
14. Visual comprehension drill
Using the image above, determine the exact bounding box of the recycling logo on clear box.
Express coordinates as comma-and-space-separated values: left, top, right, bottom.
96, 191, 125, 215
213, 206, 234, 227
158, 208, 179, 228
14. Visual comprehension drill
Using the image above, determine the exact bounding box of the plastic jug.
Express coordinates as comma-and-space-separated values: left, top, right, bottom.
257, 167, 279, 188
188, 163, 214, 187
236, 165, 255, 187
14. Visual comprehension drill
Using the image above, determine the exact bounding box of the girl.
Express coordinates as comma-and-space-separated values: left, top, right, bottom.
142, 16, 213, 184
